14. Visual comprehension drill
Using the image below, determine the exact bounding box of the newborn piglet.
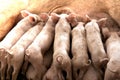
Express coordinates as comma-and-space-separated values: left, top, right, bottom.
71, 22, 91, 80
24, 13, 59, 80
26, 45, 53, 80
0, 10, 41, 80
6, 13, 47, 80
102, 27, 120, 80
85, 15, 108, 75
53, 13, 77, 80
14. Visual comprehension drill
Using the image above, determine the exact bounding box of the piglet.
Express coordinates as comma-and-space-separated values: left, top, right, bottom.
26, 45, 53, 80
0, 10, 41, 80
85, 15, 108, 75
6, 13, 47, 80
102, 27, 120, 80
21, 13, 49, 75
24, 13, 59, 80
71, 22, 91, 80
0, 10, 41, 49
53, 13, 77, 80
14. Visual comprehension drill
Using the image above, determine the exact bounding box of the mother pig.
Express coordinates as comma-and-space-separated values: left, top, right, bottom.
0, 0, 120, 40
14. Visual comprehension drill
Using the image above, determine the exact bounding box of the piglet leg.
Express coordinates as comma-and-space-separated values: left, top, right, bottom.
104, 68, 115, 80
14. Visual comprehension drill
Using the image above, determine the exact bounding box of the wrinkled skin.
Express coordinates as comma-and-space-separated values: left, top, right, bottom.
102, 28, 120, 80
71, 22, 91, 80
1, 0, 120, 40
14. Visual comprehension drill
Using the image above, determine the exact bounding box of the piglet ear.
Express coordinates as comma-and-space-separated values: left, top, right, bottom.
21, 10, 31, 18
97, 18, 107, 28
51, 13, 60, 23
101, 27, 110, 40
39, 13, 49, 22
28, 16, 36, 23
97, 18, 107, 23
85, 14, 91, 23
66, 13, 78, 27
